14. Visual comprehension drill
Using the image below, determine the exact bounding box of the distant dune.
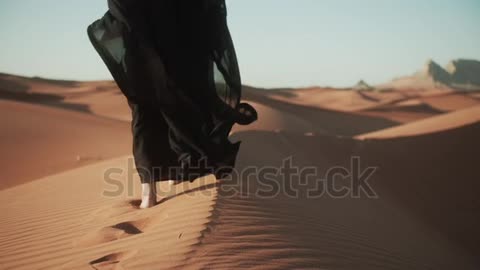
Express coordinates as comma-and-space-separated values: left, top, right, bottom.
358, 105, 480, 139
0, 73, 131, 121
0, 71, 479, 269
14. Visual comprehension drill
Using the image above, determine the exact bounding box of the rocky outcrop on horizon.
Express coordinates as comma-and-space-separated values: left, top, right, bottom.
379, 59, 480, 91
353, 80, 374, 91
421, 59, 451, 85
446, 59, 480, 88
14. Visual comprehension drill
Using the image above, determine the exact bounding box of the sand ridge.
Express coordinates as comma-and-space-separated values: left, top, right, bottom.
357, 105, 480, 139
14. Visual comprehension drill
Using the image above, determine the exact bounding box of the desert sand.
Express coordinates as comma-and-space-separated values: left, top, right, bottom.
0, 100, 131, 190
357, 104, 480, 139
1, 72, 479, 269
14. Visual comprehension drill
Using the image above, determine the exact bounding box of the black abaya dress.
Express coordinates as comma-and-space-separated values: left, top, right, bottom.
88, 0, 257, 183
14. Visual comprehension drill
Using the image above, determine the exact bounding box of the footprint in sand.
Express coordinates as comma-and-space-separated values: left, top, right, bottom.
89, 250, 137, 270
76, 218, 150, 247
77, 199, 171, 248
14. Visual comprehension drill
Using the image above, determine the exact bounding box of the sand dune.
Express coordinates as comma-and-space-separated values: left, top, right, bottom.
3, 73, 477, 125
360, 123, 480, 258
0, 157, 221, 269
251, 87, 398, 112
188, 128, 479, 269
1, 73, 479, 269
1, 125, 478, 269
243, 88, 398, 136
266, 87, 383, 112
232, 100, 314, 133
255, 86, 480, 125
0, 73, 130, 121
357, 105, 480, 139
0, 100, 130, 189
419, 92, 480, 111
254, 86, 450, 113
1, 74, 398, 190
64, 85, 131, 122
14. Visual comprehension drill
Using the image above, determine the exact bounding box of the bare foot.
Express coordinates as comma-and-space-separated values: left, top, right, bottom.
140, 182, 157, 209
139, 180, 182, 209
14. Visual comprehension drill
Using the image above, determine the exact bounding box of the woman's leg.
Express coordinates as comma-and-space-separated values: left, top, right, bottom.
140, 181, 157, 209
129, 101, 182, 208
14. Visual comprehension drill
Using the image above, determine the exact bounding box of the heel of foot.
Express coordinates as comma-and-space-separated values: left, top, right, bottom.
139, 197, 156, 209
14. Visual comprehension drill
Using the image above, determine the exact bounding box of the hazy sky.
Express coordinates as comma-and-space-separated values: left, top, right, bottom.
1, 0, 479, 88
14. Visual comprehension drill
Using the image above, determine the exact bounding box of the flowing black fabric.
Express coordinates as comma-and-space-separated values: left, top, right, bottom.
88, 0, 257, 183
